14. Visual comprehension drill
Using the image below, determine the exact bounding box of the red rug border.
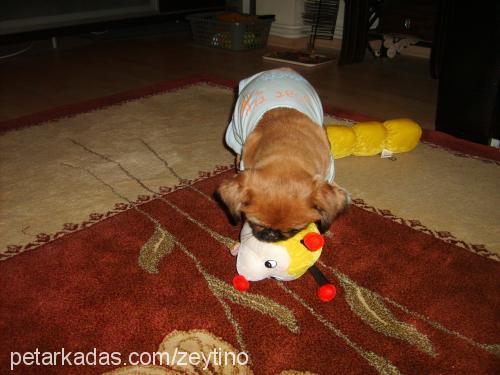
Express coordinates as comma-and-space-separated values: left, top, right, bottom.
1, 74, 499, 162
1, 165, 234, 261
0, 75, 233, 134
3, 165, 498, 263
420, 129, 500, 162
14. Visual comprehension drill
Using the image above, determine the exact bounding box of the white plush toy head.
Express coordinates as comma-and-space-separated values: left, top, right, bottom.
232, 221, 324, 284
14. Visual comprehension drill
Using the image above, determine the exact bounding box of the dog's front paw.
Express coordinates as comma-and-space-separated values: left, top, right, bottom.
230, 244, 240, 256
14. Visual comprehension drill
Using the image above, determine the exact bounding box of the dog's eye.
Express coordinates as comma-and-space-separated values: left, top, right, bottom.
264, 260, 277, 268
249, 221, 265, 230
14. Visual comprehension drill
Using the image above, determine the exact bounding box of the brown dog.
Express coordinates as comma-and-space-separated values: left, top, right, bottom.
217, 69, 349, 242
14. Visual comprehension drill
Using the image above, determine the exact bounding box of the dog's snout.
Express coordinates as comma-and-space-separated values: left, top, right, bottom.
255, 228, 285, 242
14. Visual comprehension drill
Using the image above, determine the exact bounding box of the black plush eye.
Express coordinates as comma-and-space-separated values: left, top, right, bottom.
264, 260, 277, 268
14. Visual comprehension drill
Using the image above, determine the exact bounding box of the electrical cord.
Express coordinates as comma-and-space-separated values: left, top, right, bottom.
0, 42, 34, 59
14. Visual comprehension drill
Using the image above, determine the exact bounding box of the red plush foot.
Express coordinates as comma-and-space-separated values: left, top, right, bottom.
317, 284, 337, 302
233, 275, 249, 292
303, 232, 324, 251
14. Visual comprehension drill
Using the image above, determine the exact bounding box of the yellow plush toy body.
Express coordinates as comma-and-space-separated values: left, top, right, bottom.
232, 222, 322, 282
326, 118, 422, 158
231, 222, 337, 302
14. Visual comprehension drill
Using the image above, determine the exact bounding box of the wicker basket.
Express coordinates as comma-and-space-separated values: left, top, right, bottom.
187, 12, 275, 51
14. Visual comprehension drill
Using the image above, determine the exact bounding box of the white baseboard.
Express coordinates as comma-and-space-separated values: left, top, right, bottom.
269, 22, 309, 39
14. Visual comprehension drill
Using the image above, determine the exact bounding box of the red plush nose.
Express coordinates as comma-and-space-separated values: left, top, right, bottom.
303, 232, 324, 251
233, 275, 250, 291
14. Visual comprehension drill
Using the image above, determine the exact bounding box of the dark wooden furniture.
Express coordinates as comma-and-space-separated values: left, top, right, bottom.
374, 0, 437, 42
435, 0, 499, 145
338, 0, 371, 65
0, 0, 225, 44
340, 0, 440, 76
340, 0, 500, 145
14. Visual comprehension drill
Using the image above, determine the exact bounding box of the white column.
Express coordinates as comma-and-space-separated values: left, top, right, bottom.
334, 0, 345, 39
257, 0, 308, 38
257, 0, 345, 40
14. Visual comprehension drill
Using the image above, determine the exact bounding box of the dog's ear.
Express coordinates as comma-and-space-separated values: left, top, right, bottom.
216, 173, 251, 223
311, 180, 351, 232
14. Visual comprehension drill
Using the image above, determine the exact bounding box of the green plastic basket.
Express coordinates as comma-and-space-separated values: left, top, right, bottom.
187, 12, 275, 51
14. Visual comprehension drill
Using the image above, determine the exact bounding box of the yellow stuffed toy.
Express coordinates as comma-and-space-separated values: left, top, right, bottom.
231, 222, 337, 301
325, 118, 422, 159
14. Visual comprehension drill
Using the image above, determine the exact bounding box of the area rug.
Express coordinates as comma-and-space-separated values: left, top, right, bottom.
0, 76, 499, 374
1, 77, 499, 259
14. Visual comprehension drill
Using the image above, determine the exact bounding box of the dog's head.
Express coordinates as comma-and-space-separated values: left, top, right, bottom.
217, 170, 350, 242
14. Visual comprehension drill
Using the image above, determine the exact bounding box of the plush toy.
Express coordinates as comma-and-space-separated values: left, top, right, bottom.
325, 118, 422, 159
231, 222, 337, 302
